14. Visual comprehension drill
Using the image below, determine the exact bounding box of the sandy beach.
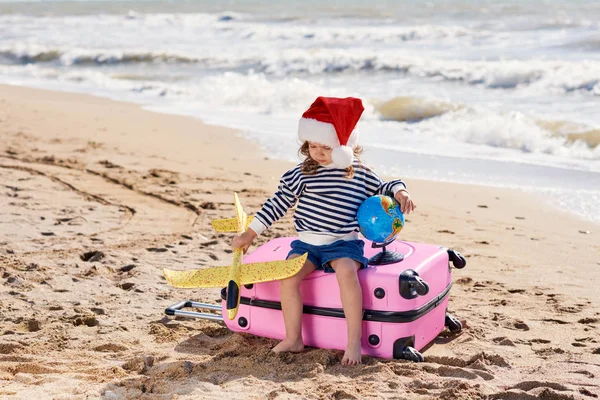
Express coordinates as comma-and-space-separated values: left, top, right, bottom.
0, 84, 599, 399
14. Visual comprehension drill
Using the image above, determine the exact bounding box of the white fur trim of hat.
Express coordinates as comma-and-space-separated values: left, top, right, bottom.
298, 117, 359, 168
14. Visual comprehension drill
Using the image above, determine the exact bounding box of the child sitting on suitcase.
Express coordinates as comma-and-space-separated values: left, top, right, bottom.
232, 96, 415, 365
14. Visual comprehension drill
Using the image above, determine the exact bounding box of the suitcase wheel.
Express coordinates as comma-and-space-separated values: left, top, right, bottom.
448, 249, 467, 269
397, 346, 424, 363
445, 313, 463, 333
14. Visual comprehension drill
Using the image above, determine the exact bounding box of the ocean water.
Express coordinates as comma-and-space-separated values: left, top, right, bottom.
0, 0, 599, 222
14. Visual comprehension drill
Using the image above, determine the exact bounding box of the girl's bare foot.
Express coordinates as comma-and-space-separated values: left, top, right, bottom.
341, 341, 362, 365
272, 338, 304, 353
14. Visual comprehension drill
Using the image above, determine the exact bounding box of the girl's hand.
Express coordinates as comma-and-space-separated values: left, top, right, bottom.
232, 228, 257, 253
394, 190, 416, 215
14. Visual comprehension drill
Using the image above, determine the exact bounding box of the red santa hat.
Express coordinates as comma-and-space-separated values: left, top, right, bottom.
298, 96, 364, 168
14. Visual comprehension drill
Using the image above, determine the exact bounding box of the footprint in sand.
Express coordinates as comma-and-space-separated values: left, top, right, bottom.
509, 381, 571, 393
199, 201, 216, 210
542, 318, 569, 325
489, 381, 583, 400
491, 299, 508, 306
577, 317, 599, 325
390, 364, 421, 377
201, 326, 230, 338
93, 343, 128, 352
119, 264, 136, 273
267, 386, 303, 399
423, 364, 494, 381
505, 320, 529, 331
455, 276, 473, 284
492, 336, 516, 347
118, 282, 135, 291
574, 336, 598, 345
64, 314, 98, 327
0, 343, 23, 355
80, 250, 105, 262
408, 380, 443, 390
98, 160, 122, 169
572, 369, 595, 378
423, 365, 479, 379
8, 363, 57, 375
427, 352, 510, 368
529, 338, 551, 344
533, 347, 567, 356
146, 247, 168, 253
555, 304, 584, 313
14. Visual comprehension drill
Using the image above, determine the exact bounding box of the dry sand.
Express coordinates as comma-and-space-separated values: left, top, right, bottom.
0, 84, 599, 400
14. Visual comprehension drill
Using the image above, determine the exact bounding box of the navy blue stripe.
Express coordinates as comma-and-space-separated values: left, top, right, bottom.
296, 204, 355, 224
294, 209, 351, 229
259, 204, 275, 222
302, 195, 359, 215
272, 195, 291, 213
300, 196, 359, 214
313, 190, 367, 203
285, 173, 304, 191
294, 216, 344, 232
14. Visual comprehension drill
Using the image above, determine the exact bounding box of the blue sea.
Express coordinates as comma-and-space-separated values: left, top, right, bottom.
0, 0, 599, 222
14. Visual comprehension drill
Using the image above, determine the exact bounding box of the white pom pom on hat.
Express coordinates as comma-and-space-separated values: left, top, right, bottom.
331, 145, 354, 167
297, 96, 364, 168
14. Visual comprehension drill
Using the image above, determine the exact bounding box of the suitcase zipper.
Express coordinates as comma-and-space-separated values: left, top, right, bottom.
224, 283, 452, 323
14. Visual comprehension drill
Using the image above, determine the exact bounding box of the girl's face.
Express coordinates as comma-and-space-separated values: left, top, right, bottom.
308, 142, 333, 165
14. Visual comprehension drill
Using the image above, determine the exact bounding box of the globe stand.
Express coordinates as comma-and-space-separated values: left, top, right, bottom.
368, 239, 404, 266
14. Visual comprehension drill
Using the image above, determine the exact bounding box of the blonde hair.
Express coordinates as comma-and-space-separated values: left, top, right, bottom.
299, 141, 363, 178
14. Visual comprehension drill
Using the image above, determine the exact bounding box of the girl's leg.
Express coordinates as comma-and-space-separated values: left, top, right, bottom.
329, 258, 363, 365
272, 254, 316, 353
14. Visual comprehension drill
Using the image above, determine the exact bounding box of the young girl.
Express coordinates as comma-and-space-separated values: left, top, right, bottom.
232, 96, 415, 366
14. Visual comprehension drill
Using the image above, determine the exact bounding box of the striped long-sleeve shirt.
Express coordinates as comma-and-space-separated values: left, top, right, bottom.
248, 159, 407, 245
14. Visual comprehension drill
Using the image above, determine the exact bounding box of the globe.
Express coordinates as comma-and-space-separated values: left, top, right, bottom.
357, 195, 405, 243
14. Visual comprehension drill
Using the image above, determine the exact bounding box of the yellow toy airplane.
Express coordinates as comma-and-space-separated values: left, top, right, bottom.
163, 193, 307, 320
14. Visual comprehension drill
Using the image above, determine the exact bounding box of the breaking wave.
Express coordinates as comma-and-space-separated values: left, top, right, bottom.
374, 96, 462, 122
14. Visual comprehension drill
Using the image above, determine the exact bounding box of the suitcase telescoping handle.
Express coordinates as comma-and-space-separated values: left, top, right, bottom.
165, 300, 224, 321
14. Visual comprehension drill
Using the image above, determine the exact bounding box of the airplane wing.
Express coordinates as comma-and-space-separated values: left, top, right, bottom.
163, 265, 230, 288
239, 253, 307, 284
211, 216, 254, 232
162, 253, 307, 288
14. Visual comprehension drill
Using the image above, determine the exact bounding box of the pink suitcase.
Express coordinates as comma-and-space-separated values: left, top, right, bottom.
167, 237, 466, 361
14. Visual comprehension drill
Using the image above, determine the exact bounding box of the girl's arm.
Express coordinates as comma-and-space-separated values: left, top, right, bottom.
394, 188, 415, 214
365, 168, 415, 214
232, 168, 302, 252
364, 168, 406, 198
248, 167, 304, 235
248, 183, 297, 235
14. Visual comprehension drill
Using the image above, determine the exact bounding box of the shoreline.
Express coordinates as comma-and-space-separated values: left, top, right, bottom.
3, 81, 599, 225
1, 84, 599, 399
